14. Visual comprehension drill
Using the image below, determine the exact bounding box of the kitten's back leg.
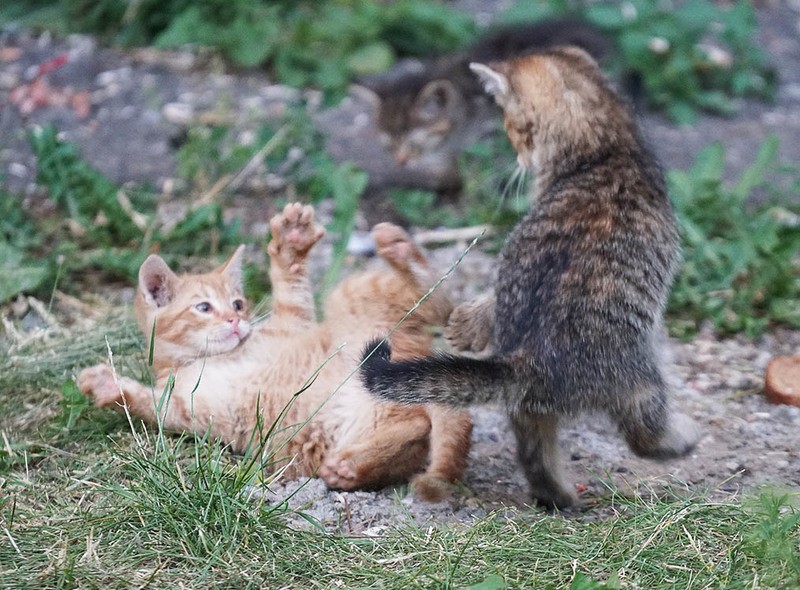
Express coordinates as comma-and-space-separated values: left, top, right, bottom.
371, 222, 434, 287
510, 411, 577, 509
319, 407, 431, 491
413, 405, 473, 501
613, 379, 700, 459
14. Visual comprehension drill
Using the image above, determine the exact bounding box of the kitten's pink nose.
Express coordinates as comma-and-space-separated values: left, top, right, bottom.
227, 317, 240, 334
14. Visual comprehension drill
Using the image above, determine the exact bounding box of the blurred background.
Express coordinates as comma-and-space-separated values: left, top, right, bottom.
0, 0, 798, 337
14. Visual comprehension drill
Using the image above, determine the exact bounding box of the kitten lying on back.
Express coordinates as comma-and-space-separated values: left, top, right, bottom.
78, 203, 472, 500
360, 18, 613, 192
361, 48, 699, 509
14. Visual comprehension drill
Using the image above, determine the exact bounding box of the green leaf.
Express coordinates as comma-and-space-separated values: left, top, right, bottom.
467, 574, 506, 590
731, 134, 779, 204
584, 5, 625, 30
691, 142, 726, 183
345, 41, 395, 75
0, 242, 49, 303
60, 379, 92, 429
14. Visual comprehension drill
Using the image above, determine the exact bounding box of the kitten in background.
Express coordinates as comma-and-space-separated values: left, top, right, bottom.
360, 18, 614, 193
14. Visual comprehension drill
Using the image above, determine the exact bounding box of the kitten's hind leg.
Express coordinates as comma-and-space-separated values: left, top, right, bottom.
371, 222, 434, 288
319, 407, 431, 492
510, 411, 577, 509
613, 380, 700, 460
413, 405, 473, 501
267, 203, 325, 324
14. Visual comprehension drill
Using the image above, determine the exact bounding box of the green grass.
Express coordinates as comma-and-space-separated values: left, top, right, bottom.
1, 324, 799, 589
0, 0, 774, 117
2, 434, 799, 588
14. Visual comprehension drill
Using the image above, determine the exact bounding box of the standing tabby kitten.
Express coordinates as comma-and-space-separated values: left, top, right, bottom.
78, 204, 472, 500
361, 48, 699, 509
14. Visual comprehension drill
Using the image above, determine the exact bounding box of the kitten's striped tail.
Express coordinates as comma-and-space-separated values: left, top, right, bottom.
360, 339, 514, 406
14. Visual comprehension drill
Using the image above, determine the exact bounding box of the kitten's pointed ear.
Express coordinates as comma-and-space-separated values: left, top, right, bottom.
218, 244, 245, 289
139, 255, 179, 308
414, 79, 462, 122
469, 62, 509, 99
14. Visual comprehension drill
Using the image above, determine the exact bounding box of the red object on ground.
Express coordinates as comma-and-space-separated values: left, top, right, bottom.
764, 355, 800, 408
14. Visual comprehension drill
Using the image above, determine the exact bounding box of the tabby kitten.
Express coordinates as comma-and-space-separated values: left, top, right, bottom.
363, 18, 612, 190
79, 203, 472, 500
361, 48, 699, 509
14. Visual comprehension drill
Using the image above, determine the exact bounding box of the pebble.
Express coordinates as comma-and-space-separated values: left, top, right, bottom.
346, 231, 375, 256
261, 84, 301, 103
162, 102, 194, 125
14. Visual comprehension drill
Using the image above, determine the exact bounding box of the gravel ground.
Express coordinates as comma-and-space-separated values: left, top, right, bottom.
1, 2, 800, 532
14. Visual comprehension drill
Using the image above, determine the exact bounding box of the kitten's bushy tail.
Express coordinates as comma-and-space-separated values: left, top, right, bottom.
360, 340, 514, 406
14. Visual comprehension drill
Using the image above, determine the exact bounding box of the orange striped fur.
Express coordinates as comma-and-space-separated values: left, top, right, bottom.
79, 204, 471, 500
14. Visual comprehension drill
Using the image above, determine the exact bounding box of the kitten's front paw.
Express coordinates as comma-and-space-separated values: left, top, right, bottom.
372, 223, 428, 274
267, 203, 325, 272
444, 299, 493, 353
77, 364, 123, 408
319, 453, 360, 491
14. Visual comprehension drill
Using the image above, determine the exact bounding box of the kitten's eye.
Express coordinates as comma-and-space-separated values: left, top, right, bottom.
195, 302, 212, 313
232, 299, 244, 312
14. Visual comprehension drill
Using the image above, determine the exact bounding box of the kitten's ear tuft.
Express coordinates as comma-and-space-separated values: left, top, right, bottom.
139, 255, 178, 308
469, 62, 509, 99
219, 244, 245, 289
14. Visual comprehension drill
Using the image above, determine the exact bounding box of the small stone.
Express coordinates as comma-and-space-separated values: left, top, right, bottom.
11, 295, 29, 318
8, 162, 28, 177
346, 231, 375, 256
162, 102, 194, 125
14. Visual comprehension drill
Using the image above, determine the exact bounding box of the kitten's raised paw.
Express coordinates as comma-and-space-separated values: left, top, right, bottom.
371, 222, 429, 275
319, 454, 360, 491
444, 297, 494, 354
77, 364, 123, 408
268, 203, 325, 272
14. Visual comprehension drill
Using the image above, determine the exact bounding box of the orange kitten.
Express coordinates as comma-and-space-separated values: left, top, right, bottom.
78, 203, 472, 500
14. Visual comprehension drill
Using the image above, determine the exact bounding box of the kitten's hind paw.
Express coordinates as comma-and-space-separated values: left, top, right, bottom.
267, 202, 325, 272
412, 473, 455, 502
77, 364, 123, 408
319, 454, 360, 491
630, 411, 701, 460
372, 223, 430, 277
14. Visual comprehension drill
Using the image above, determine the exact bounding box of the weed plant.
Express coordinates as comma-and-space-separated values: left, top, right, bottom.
668, 135, 800, 336
0, 0, 475, 101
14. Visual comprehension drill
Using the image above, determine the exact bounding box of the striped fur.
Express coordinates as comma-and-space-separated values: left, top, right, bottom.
361, 49, 699, 508
79, 204, 471, 501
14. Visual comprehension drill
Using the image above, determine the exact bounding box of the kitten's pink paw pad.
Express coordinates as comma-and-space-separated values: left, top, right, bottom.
372, 222, 428, 271
268, 203, 325, 268
319, 455, 360, 490
77, 364, 123, 407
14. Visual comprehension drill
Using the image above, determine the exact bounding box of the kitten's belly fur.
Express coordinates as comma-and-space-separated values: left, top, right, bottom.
160, 325, 392, 473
